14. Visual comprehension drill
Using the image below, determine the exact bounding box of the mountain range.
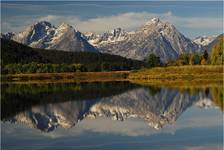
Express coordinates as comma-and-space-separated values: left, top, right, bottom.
2, 18, 219, 62
87, 18, 201, 62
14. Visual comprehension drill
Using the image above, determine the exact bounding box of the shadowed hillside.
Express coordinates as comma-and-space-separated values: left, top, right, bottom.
1, 39, 144, 72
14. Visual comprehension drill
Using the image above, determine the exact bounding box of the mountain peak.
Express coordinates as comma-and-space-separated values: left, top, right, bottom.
59, 22, 73, 29
151, 17, 160, 23
1, 32, 15, 40
85, 27, 128, 46
144, 17, 161, 26
193, 35, 216, 46
34, 21, 53, 28
111, 27, 122, 32
109, 28, 126, 36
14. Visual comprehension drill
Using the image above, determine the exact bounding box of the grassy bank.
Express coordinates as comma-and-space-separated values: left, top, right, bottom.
129, 65, 223, 87
1, 71, 130, 84
2, 66, 223, 86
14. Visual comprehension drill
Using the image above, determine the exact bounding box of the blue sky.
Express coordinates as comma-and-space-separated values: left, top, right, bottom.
1, 1, 223, 38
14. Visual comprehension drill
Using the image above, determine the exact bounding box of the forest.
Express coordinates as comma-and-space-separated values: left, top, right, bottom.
1, 39, 144, 74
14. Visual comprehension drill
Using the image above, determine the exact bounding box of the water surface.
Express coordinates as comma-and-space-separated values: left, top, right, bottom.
1, 82, 223, 150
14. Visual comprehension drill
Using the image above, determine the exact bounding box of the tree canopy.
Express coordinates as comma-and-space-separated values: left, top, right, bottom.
210, 36, 223, 65
1, 39, 144, 73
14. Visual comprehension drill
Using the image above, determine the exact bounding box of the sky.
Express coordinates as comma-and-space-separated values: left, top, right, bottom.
1, 1, 223, 38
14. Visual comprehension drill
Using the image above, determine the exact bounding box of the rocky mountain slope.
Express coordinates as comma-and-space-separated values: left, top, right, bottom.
90, 18, 201, 62
3, 21, 97, 52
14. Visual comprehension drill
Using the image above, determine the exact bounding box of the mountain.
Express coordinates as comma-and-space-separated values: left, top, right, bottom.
3, 21, 97, 52
193, 35, 216, 46
95, 18, 200, 62
84, 28, 129, 46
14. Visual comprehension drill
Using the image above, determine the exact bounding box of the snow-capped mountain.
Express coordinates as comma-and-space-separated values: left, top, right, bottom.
2, 18, 204, 61
1, 32, 15, 40
97, 18, 200, 62
5, 87, 212, 132
4, 21, 97, 52
84, 28, 128, 46
193, 36, 216, 46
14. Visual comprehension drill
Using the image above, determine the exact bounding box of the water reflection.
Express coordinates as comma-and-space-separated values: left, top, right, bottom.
1, 82, 222, 132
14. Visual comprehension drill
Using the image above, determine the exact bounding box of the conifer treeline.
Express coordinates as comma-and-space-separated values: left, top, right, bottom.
1, 39, 144, 74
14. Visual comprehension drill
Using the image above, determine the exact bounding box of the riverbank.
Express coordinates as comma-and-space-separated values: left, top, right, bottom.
1, 71, 130, 84
129, 65, 223, 88
2, 66, 223, 87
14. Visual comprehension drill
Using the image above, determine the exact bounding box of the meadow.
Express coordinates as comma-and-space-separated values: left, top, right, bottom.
129, 65, 223, 88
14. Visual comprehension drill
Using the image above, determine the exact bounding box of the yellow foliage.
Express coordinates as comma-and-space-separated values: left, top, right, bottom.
200, 58, 207, 65
211, 87, 224, 111
211, 35, 224, 65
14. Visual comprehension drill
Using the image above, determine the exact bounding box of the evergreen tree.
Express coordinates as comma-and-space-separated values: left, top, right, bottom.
145, 54, 160, 68
203, 50, 209, 60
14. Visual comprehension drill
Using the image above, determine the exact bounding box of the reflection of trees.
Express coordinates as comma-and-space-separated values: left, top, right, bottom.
1, 82, 138, 119
144, 84, 223, 111
2, 83, 82, 95
211, 86, 223, 111
171, 86, 223, 111
146, 86, 161, 96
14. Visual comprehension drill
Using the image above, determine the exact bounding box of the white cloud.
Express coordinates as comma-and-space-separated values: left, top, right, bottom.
37, 12, 158, 33
2, 11, 223, 35
37, 11, 224, 34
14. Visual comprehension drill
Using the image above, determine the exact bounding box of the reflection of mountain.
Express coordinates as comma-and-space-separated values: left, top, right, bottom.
86, 88, 212, 129
3, 83, 214, 132
1, 82, 137, 119
11, 101, 94, 132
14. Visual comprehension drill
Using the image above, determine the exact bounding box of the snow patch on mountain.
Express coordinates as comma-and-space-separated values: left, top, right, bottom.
84, 28, 128, 46
193, 36, 216, 46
